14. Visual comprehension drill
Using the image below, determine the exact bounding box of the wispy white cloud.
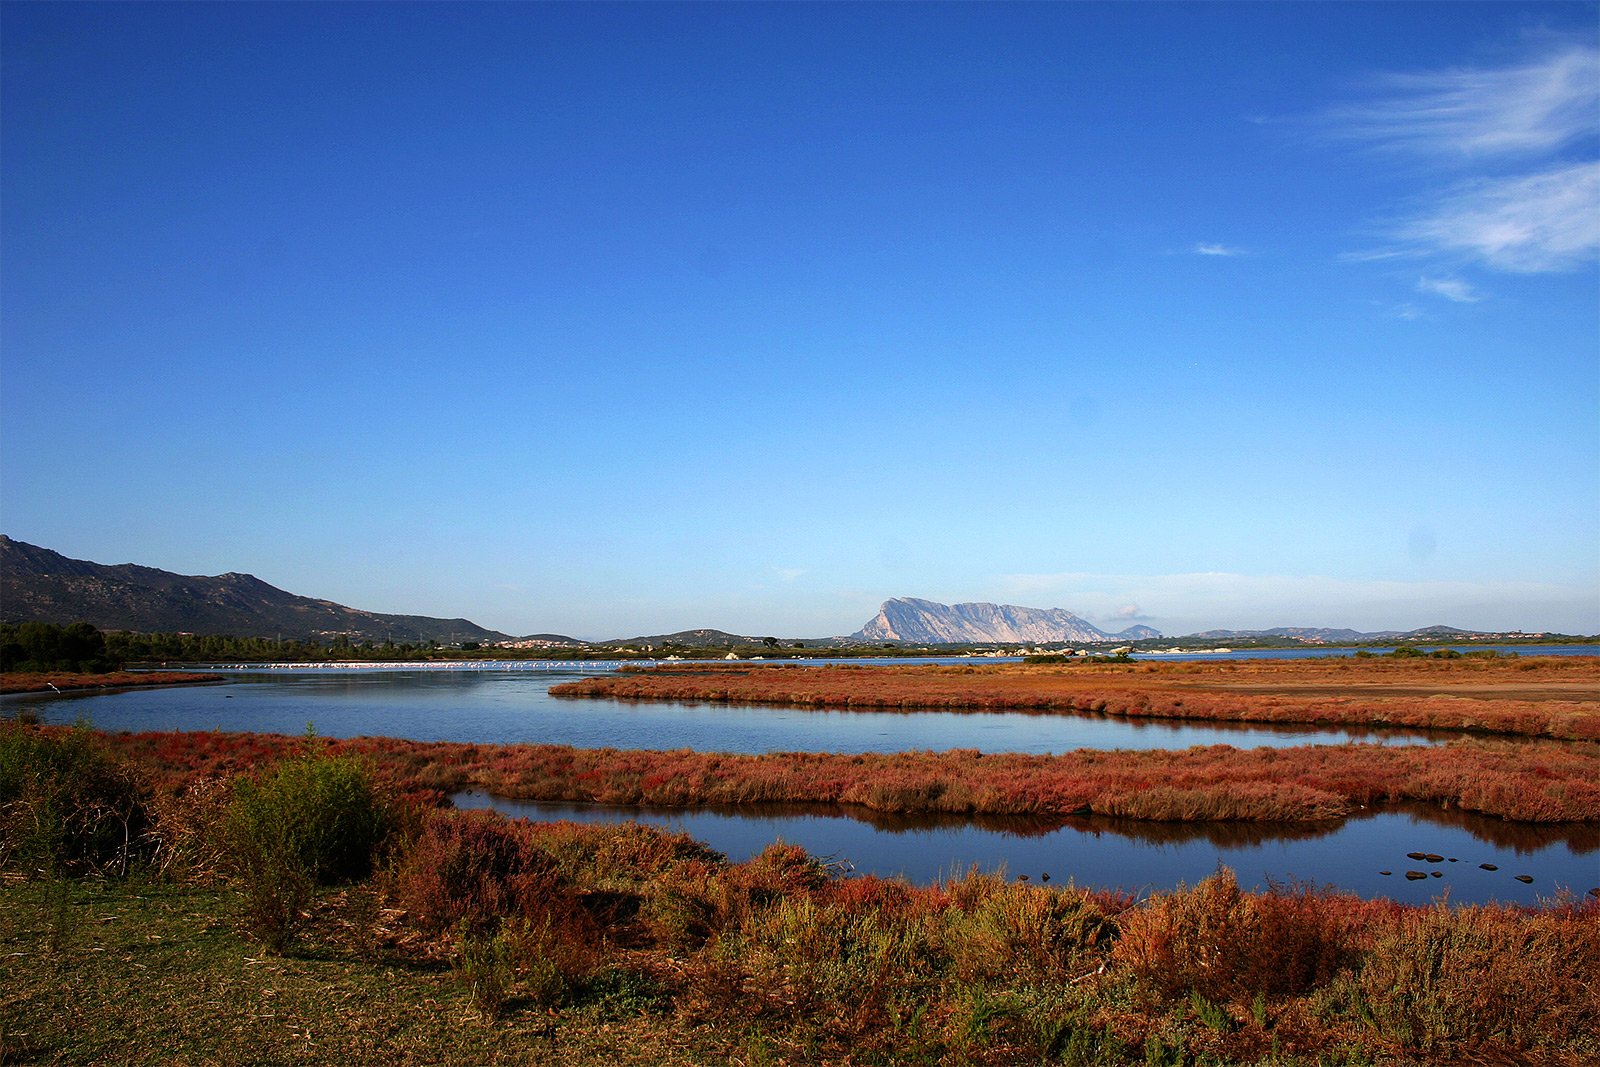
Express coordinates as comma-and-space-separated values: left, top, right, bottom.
1400, 162, 1600, 272
1415, 276, 1481, 303
1330, 45, 1599, 276
774, 567, 807, 583
1338, 248, 1411, 264
1192, 242, 1246, 257
1333, 45, 1599, 159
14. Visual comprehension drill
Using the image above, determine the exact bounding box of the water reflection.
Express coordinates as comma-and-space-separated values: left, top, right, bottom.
455, 792, 1599, 906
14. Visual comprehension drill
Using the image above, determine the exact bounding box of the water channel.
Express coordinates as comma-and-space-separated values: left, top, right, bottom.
457, 792, 1599, 907
16, 665, 1463, 752
8, 659, 1595, 905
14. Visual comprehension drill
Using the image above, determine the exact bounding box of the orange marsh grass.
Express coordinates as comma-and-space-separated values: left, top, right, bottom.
92, 729, 1600, 823
552, 657, 1600, 741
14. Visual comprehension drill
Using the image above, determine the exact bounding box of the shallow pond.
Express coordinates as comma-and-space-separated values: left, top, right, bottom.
13, 667, 1464, 753
457, 792, 1600, 906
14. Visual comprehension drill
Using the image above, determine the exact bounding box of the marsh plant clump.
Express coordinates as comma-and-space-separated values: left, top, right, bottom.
217, 736, 392, 950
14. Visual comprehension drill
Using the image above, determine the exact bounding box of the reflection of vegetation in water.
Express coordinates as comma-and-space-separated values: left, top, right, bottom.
837, 806, 1338, 848
1386, 802, 1600, 855
460, 793, 1593, 855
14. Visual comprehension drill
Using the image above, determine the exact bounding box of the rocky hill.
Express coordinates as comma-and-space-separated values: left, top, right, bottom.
0, 536, 510, 645
853, 597, 1138, 644
1115, 624, 1162, 641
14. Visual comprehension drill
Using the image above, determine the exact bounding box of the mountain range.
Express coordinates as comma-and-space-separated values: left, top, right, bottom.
0, 536, 510, 645
853, 597, 1157, 644
3, 537, 1520, 647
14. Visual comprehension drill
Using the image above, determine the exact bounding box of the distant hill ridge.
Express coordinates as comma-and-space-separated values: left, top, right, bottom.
1190, 625, 1472, 641
0, 535, 510, 644
2, 538, 1531, 649
853, 597, 1157, 644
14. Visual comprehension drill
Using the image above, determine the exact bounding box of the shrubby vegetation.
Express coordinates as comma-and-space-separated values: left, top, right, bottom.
4, 649, 1597, 1061
0, 723, 151, 875
93, 727, 1600, 824
3, 726, 1596, 1064
219, 734, 392, 949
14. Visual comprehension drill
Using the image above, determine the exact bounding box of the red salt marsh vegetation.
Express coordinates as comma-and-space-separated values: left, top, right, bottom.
0, 670, 215, 695
551, 656, 1600, 741
93, 728, 1600, 824
4, 724, 1597, 1066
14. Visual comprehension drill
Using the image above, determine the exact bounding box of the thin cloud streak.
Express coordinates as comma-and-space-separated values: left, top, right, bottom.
1400, 162, 1600, 273
1415, 276, 1481, 303
1329, 45, 1599, 275
1333, 45, 1599, 159
1192, 242, 1246, 257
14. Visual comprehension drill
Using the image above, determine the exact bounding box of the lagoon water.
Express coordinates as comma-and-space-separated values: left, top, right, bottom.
457, 792, 1600, 907
18, 665, 1462, 752
11, 659, 1595, 905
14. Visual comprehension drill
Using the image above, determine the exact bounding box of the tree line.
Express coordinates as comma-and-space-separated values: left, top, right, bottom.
0, 621, 451, 672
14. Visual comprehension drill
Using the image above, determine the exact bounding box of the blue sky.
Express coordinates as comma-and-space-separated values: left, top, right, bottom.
3, 2, 1597, 639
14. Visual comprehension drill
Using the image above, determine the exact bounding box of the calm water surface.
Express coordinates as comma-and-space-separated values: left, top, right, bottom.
458, 792, 1600, 907
12, 666, 1468, 752
14, 661, 1594, 904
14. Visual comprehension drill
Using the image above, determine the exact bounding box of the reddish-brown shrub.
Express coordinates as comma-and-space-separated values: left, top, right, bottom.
391, 810, 578, 935
1353, 900, 1600, 1054
1113, 870, 1254, 1003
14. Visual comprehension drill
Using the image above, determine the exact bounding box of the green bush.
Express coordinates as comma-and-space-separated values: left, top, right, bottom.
0, 724, 150, 876
220, 744, 390, 949
223, 747, 388, 886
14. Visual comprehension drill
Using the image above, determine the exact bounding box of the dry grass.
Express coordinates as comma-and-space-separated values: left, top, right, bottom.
4, 817, 1596, 1066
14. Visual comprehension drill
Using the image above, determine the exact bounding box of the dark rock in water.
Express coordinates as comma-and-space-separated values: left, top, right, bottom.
1430, 871, 1443, 878
1447, 858, 1457, 863
1379, 870, 1392, 876
1514, 875, 1534, 884
1480, 863, 1498, 871
1424, 854, 1444, 863
1406, 852, 1428, 860
1405, 870, 1428, 880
